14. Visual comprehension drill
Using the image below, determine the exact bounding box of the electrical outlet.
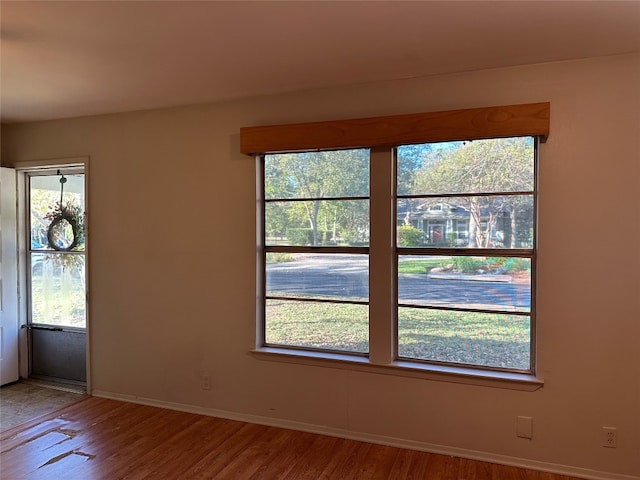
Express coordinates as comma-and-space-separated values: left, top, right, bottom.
602, 427, 617, 448
201, 374, 211, 391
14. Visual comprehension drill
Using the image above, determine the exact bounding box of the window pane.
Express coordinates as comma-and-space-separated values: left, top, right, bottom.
266, 299, 368, 353
265, 149, 370, 200
267, 253, 368, 302
398, 255, 530, 312
266, 200, 369, 246
397, 137, 534, 196
31, 253, 86, 328
398, 308, 530, 371
30, 174, 85, 251
397, 195, 533, 248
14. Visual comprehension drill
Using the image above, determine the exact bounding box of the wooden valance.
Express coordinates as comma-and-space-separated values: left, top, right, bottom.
240, 102, 549, 155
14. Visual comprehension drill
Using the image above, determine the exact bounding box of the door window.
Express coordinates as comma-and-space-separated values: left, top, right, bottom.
28, 171, 86, 329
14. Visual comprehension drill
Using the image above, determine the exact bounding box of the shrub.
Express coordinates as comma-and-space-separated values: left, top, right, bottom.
286, 228, 310, 245
266, 253, 295, 263
502, 257, 530, 272
397, 225, 424, 247
286, 228, 331, 245
453, 256, 530, 273
452, 257, 486, 273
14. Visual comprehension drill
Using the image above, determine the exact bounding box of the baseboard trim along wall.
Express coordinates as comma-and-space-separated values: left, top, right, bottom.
92, 391, 638, 480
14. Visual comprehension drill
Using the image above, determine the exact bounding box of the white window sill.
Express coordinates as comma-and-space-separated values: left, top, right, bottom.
251, 347, 544, 391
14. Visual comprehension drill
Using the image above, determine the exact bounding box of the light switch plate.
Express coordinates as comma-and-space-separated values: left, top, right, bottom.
516, 416, 533, 439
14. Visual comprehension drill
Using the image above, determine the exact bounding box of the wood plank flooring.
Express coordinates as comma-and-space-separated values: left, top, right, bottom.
1, 397, 584, 479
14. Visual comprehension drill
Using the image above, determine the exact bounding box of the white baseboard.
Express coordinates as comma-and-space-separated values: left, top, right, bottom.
92, 390, 638, 480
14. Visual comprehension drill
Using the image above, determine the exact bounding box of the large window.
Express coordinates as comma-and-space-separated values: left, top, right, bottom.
263, 150, 370, 354
396, 138, 535, 371
247, 103, 548, 379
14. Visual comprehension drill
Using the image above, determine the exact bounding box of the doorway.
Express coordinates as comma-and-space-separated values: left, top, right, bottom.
26, 168, 86, 386
1, 167, 20, 386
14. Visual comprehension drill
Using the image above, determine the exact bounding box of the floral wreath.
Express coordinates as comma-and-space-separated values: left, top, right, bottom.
45, 203, 85, 251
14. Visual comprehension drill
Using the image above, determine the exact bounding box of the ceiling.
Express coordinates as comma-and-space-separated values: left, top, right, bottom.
1, 1, 639, 124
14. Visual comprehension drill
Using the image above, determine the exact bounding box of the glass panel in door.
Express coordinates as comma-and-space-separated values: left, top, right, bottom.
29, 173, 86, 329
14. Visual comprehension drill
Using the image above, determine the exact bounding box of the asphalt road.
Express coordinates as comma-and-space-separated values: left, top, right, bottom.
266, 256, 530, 311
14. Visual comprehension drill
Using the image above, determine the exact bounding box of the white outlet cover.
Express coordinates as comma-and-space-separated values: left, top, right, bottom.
516, 416, 533, 439
602, 427, 617, 448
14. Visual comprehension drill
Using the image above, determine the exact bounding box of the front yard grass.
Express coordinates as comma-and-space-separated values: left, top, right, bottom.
266, 300, 369, 353
398, 307, 530, 370
397, 258, 445, 274
265, 300, 530, 371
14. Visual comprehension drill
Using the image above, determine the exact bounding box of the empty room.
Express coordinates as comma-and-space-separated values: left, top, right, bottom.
1, 1, 638, 479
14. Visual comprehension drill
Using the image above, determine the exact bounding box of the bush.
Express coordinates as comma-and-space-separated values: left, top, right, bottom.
452, 257, 486, 273
266, 253, 295, 263
286, 228, 310, 245
339, 227, 367, 246
453, 256, 530, 274
502, 257, 530, 273
286, 228, 331, 245
397, 225, 424, 247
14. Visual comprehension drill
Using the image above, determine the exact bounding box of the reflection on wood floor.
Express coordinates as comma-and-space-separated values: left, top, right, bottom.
1, 396, 584, 480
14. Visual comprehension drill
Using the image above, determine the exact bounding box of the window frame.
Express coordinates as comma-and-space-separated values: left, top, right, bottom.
394, 138, 538, 374
245, 103, 548, 389
260, 149, 372, 356
26, 167, 87, 331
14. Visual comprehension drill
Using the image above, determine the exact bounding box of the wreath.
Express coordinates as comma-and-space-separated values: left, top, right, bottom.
45, 203, 85, 251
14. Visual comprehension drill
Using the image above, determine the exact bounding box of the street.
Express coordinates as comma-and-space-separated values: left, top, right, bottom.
266, 255, 530, 312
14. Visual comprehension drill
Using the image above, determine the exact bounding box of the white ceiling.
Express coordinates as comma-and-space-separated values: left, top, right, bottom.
1, 1, 639, 124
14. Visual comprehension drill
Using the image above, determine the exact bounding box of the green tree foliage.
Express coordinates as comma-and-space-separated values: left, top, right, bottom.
265, 149, 369, 246
413, 138, 534, 248
396, 144, 435, 232
396, 143, 433, 195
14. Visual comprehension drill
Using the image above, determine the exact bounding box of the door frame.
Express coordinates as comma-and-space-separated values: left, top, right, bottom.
1, 167, 20, 385
15, 157, 91, 392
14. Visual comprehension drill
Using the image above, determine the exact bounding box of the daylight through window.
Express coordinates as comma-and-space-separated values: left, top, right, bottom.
248, 103, 547, 378
396, 138, 535, 371
263, 150, 370, 354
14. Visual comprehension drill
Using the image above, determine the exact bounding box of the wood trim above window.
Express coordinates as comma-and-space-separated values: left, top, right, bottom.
240, 102, 550, 155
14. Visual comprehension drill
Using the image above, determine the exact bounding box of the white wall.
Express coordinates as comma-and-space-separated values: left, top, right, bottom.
2, 53, 639, 479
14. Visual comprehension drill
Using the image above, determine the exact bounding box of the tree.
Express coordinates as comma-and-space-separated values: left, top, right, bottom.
412, 137, 534, 248
265, 149, 369, 246
396, 143, 433, 195
396, 143, 438, 234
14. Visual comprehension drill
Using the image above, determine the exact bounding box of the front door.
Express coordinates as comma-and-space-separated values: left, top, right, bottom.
1, 167, 19, 386
27, 169, 86, 385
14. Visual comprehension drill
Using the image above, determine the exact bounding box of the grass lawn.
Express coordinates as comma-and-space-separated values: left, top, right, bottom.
397, 258, 447, 274
398, 307, 530, 370
266, 300, 530, 371
266, 300, 369, 353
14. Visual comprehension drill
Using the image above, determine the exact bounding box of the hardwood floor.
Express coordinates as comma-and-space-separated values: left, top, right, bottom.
1, 397, 583, 479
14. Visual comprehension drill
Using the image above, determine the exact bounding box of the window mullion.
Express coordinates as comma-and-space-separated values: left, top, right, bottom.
368, 147, 394, 365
